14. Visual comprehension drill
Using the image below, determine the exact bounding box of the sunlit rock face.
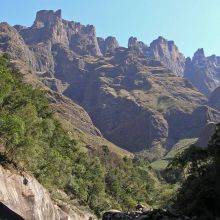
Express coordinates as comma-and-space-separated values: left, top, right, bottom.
98, 36, 119, 55
147, 36, 186, 76
16, 9, 101, 56
128, 37, 148, 56
0, 165, 96, 220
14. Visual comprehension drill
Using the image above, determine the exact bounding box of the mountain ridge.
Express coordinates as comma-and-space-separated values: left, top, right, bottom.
0, 9, 219, 154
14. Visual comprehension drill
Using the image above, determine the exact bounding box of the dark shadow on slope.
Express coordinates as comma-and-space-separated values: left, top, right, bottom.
0, 203, 24, 220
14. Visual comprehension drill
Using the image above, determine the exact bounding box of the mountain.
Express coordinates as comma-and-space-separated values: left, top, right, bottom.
184, 49, 220, 96
128, 36, 186, 76
0, 9, 219, 155
195, 122, 216, 148
147, 36, 186, 76
0, 17, 130, 158
0, 55, 162, 217
0, 8, 220, 220
208, 85, 220, 111
128, 36, 148, 56
16, 9, 102, 56
98, 36, 119, 55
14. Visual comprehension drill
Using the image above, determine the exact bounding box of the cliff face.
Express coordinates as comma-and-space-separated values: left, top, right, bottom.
16, 9, 101, 56
184, 49, 220, 96
0, 18, 130, 158
147, 36, 186, 76
128, 37, 148, 56
51, 44, 215, 152
98, 36, 119, 55
0, 9, 220, 153
0, 166, 96, 220
195, 122, 216, 148
208, 86, 220, 111
0, 22, 36, 66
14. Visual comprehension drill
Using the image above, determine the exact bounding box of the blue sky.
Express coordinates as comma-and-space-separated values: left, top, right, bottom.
0, 0, 219, 57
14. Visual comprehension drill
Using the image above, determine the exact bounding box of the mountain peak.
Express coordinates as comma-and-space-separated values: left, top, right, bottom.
148, 36, 185, 76
192, 48, 206, 65
157, 36, 166, 42
36, 9, 62, 19
128, 36, 148, 55
97, 36, 119, 55
194, 48, 205, 58
33, 9, 62, 28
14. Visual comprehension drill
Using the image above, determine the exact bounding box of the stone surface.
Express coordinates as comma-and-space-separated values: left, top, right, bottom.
0, 166, 96, 220
195, 122, 216, 148
184, 49, 220, 96
165, 105, 220, 148
128, 37, 148, 56
0, 22, 36, 66
17, 9, 101, 56
98, 36, 119, 55
208, 86, 220, 111
147, 36, 186, 76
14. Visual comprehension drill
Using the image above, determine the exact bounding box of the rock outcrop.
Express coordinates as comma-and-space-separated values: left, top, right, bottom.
0, 22, 36, 66
195, 122, 216, 148
184, 49, 220, 96
165, 105, 220, 148
208, 86, 220, 111
0, 165, 96, 220
17, 9, 101, 56
98, 36, 119, 55
128, 37, 148, 56
147, 36, 185, 76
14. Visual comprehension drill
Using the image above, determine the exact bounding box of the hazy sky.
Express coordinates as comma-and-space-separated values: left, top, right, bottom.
0, 0, 219, 57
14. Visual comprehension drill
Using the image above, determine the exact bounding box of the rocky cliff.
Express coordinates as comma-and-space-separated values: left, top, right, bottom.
16, 9, 101, 56
208, 86, 220, 111
98, 36, 119, 55
0, 165, 96, 220
0, 9, 220, 154
127, 36, 186, 76
147, 36, 186, 76
0, 19, 130, 158
184, 49, 220, 96
128, 37, 148, 56
195, 122, 216, 148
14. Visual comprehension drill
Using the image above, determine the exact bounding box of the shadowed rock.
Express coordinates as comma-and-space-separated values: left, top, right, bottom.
184, 49, 220, 96
1, 10, 220, 154
98, 36, 119, 55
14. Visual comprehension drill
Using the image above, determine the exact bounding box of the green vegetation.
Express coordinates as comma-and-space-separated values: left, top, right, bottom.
151, 138, 197, 171
168, 128, 219, 219
0, 55, 167, 216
